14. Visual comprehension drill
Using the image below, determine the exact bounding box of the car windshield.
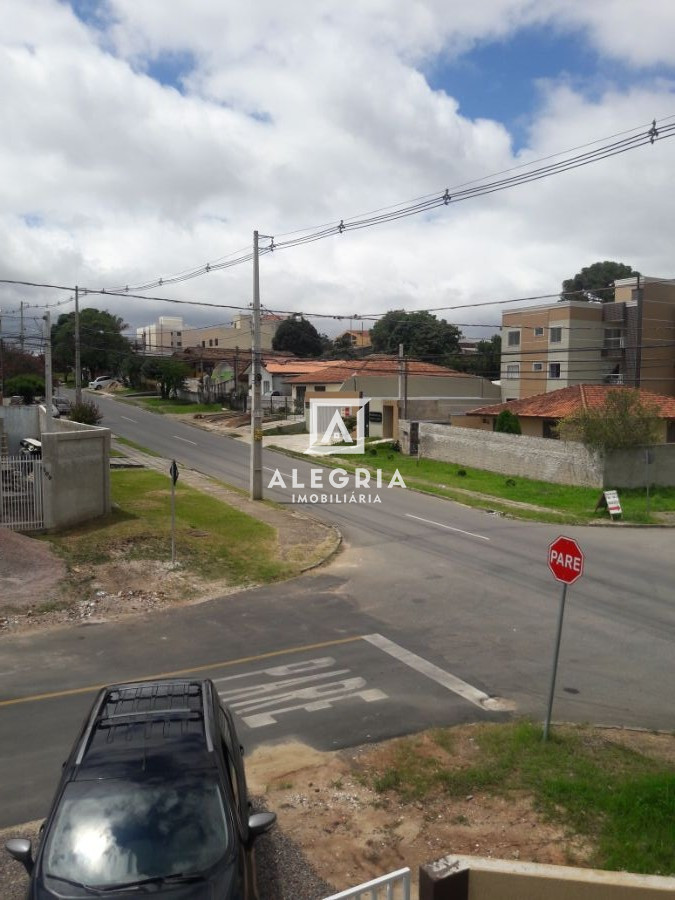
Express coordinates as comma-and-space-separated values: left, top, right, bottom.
42, 776, 230, 888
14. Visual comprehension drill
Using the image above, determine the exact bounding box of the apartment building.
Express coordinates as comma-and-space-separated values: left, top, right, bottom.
182, 313, 283, 352
500, 276, 675, 401
136, 316, 185, 353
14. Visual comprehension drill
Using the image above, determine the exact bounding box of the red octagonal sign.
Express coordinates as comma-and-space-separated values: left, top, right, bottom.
548, 536, 584, 585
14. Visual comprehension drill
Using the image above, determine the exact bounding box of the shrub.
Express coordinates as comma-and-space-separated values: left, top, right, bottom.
5, 374, 45, 405
495, 409, 522, 435
68, 399, 103, 425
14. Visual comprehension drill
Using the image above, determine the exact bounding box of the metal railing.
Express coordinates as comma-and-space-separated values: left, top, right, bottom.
323, 868, 411, 900
0, 457, 45, 531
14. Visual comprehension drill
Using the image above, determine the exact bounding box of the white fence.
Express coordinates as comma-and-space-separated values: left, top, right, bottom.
0, 457, 44, 531
323, 868, 411, 900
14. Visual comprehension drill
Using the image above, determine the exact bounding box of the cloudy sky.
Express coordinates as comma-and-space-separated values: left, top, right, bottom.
2, 0, 675, 343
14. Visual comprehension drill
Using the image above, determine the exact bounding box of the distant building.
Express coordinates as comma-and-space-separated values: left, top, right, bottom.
500, 276, 675, 402
182, 313, 284, 352
136, 316, 185, 354
337, 328, 372, 348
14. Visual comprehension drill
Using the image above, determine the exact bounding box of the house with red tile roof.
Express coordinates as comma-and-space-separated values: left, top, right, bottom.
284, 354, 501, 439
457, 385, 675, 442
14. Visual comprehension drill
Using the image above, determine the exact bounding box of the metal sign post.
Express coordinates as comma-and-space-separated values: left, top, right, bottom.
544, 536, 584, 741
170, 460, 179, 565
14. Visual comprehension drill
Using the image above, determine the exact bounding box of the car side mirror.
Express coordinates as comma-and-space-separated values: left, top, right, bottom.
5, 838, 33, 873
247, 812, 276, 842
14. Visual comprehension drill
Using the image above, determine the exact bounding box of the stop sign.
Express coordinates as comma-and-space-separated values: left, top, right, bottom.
548, 536, 584, 585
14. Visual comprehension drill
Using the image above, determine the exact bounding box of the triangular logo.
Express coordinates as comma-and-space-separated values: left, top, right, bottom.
320, 409, 353, 445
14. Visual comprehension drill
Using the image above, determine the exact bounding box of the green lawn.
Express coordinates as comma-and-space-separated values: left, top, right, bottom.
369, 720, 675, 876
301, 443, 675, 524
48, 469, 291, 585
130, 397, 225, 415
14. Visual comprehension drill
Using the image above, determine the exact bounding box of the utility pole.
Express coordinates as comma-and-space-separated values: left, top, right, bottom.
44, 311, 53, 416
74, 285, 82, 405
398, 343, 405, 420
250, 231, 263, 499
20, 301, 24, 353
0, 308, 4, 403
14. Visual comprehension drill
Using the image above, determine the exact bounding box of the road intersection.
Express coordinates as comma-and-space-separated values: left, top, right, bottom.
0, 392, 673, 826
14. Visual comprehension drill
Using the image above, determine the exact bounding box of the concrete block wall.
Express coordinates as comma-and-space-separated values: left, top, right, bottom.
604, 444, 675, 488
0, 405, 40, 454
403, 421, 604, 487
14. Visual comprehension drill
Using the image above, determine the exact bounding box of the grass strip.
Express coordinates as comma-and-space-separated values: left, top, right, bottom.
368, 720, 675, 875
270, 443, 674, 524
48, 468, 292, 585
129, 397, 225, 415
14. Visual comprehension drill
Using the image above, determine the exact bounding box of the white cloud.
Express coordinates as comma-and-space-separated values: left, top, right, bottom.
1, 0, 674, 340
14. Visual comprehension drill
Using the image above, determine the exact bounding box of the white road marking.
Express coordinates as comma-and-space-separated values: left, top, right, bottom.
363, 633, 494, 709
217, 655, 388, 728
173, 435, 197, 445
120, 416, 137, 423
404, 513, 490, 542
213, 657, 337, 684
263, 465, 294, 478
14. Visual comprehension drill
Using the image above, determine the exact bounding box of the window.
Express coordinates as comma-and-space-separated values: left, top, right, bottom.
549, 363, 561, 379
209, 339, 213, 347
214, 338, 219, 346
533, 362, 543, 372
505, 364, 520, 380
550, 327, 562, 343
507, 330, 521, 347
314, 385, 326, 392
201, 341, 206, 348
534, 327, 544, 337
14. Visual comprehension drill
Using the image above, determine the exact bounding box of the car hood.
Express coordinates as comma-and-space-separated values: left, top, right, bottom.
33, 873, 231, 899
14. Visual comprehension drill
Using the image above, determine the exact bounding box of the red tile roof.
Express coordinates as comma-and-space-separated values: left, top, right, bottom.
468, 385, 675, 418
284, 355, 469, 384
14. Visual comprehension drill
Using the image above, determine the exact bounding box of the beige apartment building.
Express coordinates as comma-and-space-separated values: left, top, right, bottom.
182, 313, 283, 352
501, 276, 675, 401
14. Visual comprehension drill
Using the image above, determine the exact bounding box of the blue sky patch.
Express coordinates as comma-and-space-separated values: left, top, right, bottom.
145, 50, 196, 93
426, 25, 675, 150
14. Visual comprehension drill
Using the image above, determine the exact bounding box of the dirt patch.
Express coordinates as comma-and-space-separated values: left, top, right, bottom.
0, 530, 66, 616
3, 725, 671, 899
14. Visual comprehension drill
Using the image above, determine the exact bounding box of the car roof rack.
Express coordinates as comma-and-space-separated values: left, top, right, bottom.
76, 679, 215, 765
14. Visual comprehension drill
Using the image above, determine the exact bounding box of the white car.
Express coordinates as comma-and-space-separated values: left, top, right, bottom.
88, 375, 114, 390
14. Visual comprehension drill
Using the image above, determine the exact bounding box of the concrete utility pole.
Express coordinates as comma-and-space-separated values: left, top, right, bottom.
44, 311, 53, 416
398, 343, 408, 419
0, 308, 4, 403
20, 301, 24, 353
74, 285, 82, 405
250, 231, 263, 500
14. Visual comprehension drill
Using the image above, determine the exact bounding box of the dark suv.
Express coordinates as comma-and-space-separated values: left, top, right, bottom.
6, 679, 276, 897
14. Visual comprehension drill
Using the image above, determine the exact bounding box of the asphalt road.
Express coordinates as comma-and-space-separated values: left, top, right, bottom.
0, 392, 673, 826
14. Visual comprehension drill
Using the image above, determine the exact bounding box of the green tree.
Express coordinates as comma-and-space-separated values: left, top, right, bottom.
272, 317, 324, 358
52, 308, 130, 380
561, 261, 638, 303
452, 335, 501, 380
494, 409, 521, 435
142, 358, 189, 399
121, 354, 145, 389
556, 389, 661, 452
370, 311, 461, 361
4, 374, 45, 404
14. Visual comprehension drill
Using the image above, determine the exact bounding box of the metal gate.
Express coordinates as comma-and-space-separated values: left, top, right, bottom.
0, 457, 45, 531
323, 868, 411, 900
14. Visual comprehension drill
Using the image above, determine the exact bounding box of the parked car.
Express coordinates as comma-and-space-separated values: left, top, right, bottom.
18, 438, 42, 459
88, 375, 114, 390
52, 397, 71, 415
5, 678, 276, 898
